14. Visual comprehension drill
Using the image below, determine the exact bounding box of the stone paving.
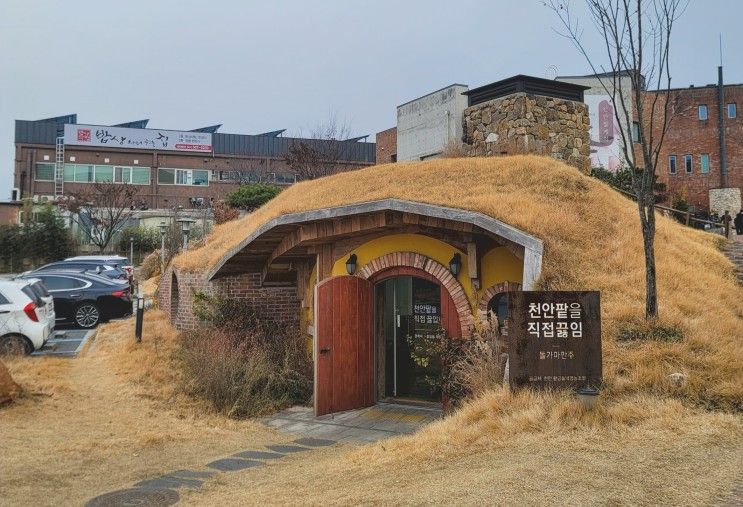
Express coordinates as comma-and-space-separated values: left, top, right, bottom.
84, 404, 440, 506
84, 437, 337, 506
263, 402, 442, 443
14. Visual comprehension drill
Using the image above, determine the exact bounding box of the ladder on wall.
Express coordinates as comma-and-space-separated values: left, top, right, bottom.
54, 136, 64, 197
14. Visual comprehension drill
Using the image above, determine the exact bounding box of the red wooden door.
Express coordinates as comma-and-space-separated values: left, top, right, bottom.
314, 276, 374, 416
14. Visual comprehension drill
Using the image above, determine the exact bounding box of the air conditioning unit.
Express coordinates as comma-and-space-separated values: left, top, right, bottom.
32, 195, 39, 203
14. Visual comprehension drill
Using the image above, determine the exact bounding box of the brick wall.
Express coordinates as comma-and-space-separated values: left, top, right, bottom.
375, 127, 397, 164
159, 266, 300, 330
640, 84, 743, 210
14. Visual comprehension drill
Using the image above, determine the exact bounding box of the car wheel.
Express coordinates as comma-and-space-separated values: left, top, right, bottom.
0, 334, 31, 356
74, 303, 101, 328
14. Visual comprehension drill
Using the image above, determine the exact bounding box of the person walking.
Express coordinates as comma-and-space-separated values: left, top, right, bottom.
722, 210, 733, 238
734, 210, 743, 236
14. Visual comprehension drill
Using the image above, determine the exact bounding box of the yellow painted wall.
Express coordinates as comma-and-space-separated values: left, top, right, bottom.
302, 234, 522, 344
480, 247, 523, 291
329, 233, 523, 310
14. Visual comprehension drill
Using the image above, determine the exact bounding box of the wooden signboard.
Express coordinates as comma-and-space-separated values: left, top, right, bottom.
508, 291, 601, 389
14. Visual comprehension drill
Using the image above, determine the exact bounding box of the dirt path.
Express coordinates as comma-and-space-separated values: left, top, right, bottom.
0, 314, 296, 506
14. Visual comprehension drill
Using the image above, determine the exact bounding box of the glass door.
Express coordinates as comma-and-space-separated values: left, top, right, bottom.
377, 276, 443, 402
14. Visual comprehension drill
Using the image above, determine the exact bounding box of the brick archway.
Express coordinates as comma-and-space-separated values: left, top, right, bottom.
357, 252, 473, 336
477, 281, 522, 326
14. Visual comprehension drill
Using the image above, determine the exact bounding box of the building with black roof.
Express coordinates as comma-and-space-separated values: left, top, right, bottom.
13, 115, 375, 209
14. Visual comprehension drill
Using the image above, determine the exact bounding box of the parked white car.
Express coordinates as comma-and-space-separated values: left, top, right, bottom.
0, 279, 55, 355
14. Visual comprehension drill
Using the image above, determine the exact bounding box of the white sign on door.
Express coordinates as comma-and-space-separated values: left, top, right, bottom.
63, 124, 213, 153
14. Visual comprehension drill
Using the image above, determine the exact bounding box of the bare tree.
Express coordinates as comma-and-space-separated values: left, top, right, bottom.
285, 112, 356, 180
60, 182, 138, 253
547, 0, 688, 319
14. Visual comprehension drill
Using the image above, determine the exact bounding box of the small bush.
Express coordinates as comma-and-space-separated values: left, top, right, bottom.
139, 250, 162, 280
443, 320, 506, 410
225, 184, 282, 211
181, 295, 311, 418
616, 319, 685, 343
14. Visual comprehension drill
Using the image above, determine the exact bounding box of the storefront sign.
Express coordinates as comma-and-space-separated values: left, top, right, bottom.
63, 124, 212, 152
508, 291, 601, 389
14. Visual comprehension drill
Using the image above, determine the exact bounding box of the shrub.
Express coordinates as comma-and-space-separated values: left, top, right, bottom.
117, 226, 160, 253
181, 294, 311, 417
443, 321, 506, 410
0, 204, 75, 273
212, 200, 239, 224
225, 184, 282, 211
139, 250, 162, 280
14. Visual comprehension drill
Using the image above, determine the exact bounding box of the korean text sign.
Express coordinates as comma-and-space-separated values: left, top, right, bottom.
508, 291, 601, 389
63, 124, 212, 153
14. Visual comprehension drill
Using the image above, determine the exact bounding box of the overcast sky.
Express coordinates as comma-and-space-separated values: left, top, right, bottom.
1, 0, 741, 200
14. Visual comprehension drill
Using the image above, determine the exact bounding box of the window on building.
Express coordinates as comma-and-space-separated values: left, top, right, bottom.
684, 154, 693, 174
74, 165, 94, 183
94, 165, 114, 183
192, 170, 209, 186
698, 104, 708, 120
669, 155, 677, 175
728, 103, 737, 119
158, 168, 208, 186
131, 167, 150, 185
114, 166, 131, 183
158, 168, 175, 184
700, 154, 710, 174
631, 122, 640, 143
64, 164, 75, 182
35, 163, 55, 181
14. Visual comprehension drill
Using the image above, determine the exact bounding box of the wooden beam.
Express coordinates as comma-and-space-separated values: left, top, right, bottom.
466, 241, 480, 290
316, 244, 333, 282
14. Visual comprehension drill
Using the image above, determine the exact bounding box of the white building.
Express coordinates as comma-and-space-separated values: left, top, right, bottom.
396, 84, 469, 161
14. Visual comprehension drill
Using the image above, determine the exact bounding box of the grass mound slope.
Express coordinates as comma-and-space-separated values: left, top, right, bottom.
175, 155, 742, 411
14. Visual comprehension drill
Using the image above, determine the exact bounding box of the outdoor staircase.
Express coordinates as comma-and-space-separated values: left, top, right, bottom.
723, 237, 743, 284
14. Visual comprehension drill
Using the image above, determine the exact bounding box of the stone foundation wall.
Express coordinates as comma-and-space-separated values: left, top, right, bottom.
709, 187, 742, 215
158, 267, 301, 330
463, 92, 591, 173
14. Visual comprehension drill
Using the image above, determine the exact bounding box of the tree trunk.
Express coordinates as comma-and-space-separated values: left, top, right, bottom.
638, 191, 658, 319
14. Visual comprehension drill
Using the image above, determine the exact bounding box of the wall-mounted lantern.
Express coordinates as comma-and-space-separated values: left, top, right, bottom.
345, 254, 357, 275
449, 253, 462, 277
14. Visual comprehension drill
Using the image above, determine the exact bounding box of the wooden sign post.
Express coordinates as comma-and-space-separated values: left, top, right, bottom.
508, 291, 601, 389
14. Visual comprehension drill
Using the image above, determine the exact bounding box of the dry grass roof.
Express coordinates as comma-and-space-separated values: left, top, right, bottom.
175, 155, 743, 410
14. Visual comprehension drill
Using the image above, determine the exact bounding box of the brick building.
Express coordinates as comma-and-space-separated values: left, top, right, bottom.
641, 81, 742, 212
375, 127, 397, 164
13, 115, 375, 209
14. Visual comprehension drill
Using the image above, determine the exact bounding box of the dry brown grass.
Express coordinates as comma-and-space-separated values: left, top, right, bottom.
181, 390, 742, 506
174, 155, 743, 410
0, 311, 288, 506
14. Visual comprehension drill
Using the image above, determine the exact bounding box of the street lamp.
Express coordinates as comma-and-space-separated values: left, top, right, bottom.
158, 221, 168, 267
129, 236, 134, 265
177, 218, 196, 251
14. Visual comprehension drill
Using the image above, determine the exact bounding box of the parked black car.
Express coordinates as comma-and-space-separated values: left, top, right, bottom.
16, 271, 132, 328
32, 261, 129, 281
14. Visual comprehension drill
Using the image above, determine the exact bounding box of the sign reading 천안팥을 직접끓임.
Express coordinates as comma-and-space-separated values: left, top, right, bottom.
63, 124, 212, 153
508, 291, 602, 390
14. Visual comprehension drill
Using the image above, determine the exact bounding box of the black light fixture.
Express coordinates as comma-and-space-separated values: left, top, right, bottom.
449, 253, 462, 277
345, 254, 357, 275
